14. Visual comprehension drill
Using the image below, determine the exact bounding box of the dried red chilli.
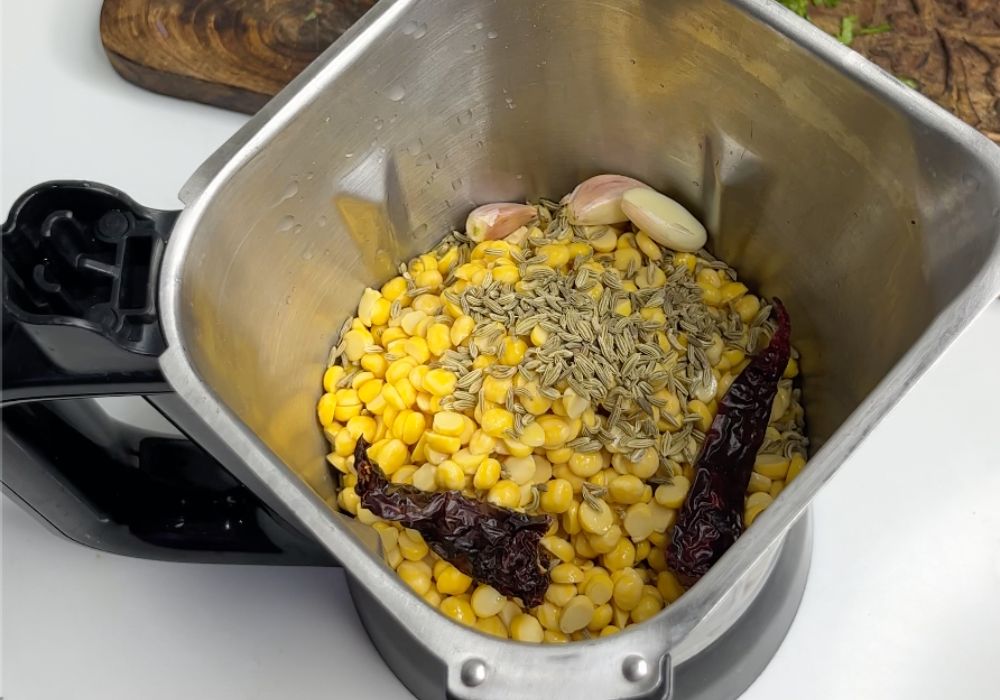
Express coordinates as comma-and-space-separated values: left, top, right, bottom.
667, 298, 791, 584
351, 438, 552, 606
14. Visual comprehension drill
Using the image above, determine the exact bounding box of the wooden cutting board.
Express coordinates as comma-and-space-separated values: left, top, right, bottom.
99, 0, 376, 114
101, 0, 998, 142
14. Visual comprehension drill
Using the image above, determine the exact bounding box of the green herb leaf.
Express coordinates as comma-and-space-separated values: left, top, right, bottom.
858, 22, 893, 35
778, 0, 810, 17
812, 0, 840, 7
896, 76, 919, 89
837, 15, 857, 45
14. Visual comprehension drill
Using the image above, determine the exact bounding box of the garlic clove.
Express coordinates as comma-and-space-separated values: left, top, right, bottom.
465, 203, 537, 242
620, 188, 707, 252
564, 174, 651, 226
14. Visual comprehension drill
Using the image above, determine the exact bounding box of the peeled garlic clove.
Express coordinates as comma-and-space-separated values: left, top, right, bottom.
466, 203, 537, 242
621, 188, 707, 252
564, 174, 651, 226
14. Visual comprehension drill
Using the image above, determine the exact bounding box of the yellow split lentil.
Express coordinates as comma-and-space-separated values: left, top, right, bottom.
316, 186, 808, 642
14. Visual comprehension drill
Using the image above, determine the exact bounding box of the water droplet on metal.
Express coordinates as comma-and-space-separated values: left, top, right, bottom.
318, 215, 328, 227
374, 248, 394, 270
451, 177, 463, 191
487, 30, 497, 39
279, 180, 299, 202
292, 224, 303, 234
277, 215, 296, 232
344, 151, 355, 159
412, 23, 427, 39
407, 139, 424, 156
402, 20, 418, 35
386, 83, 406, 102
474, 21, 484, 29
374, 116, 384, 130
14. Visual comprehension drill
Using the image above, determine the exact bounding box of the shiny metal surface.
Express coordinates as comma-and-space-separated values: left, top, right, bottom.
155, 0, 1000, 697
672, 512, 811, 700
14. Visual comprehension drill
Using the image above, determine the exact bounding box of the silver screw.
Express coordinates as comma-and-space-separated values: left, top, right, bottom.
460, 658, 488, 687
622, 655, 649, 682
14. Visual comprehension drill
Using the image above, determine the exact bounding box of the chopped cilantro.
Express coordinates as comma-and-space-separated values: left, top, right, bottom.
858, 22, 893, 35
897, 76, 919, 89
775, 1, 893, 47
837, 15, 857, 45
778, 0, 810, 17
778, 0, 842, 18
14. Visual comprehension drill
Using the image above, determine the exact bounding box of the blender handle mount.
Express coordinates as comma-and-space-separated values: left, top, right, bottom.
2, 181, 177, 405
1, 181, 334, 565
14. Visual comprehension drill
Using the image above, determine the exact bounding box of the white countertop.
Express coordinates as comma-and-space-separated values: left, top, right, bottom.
3, 1, 1000, 698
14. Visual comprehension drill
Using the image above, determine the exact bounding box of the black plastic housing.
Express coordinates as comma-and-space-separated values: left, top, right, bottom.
2, 181, 333, 566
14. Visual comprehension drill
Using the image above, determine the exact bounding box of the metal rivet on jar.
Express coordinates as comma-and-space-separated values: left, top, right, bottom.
460, 658, 488, 687
622, 655, 649, 682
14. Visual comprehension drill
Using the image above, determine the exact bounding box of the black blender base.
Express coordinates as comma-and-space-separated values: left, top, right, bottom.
673, 510, 813, 699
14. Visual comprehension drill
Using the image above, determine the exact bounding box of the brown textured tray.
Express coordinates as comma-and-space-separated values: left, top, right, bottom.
100, 0, 998, 142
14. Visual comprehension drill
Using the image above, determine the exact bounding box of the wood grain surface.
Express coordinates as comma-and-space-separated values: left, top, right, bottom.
100, 0, 998, 143
99, 0, 376, 113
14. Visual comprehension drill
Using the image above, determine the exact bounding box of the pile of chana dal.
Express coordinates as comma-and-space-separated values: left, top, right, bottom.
317, 177, 808, 643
